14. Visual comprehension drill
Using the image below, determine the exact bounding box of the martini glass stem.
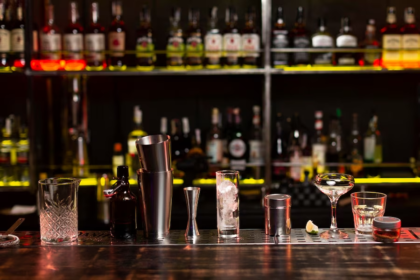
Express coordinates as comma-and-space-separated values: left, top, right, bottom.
330, 199, 338, 231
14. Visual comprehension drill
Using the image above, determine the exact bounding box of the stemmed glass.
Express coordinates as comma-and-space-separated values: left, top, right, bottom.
313, 173, 355, 239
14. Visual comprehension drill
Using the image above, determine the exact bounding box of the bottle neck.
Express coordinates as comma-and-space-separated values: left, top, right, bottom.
16, 6, 23, 21
46, 6, 54, 26
405, 13, 415, 24
112, 3, 123, 21
387, 13, 396, 24
91, 5, 99, 24
70, 4, 78, 24
0, 4, 4, 22
208, 18, 218, 30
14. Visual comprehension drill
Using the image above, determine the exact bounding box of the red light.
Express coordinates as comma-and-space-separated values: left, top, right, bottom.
13, 59, 25, 68
31, 59, 62, 71
64, 59, 86, 71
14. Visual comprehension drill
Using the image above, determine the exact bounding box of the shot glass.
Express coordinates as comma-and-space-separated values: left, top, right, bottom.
351, 192, 387, 235
216, 170, 239, 238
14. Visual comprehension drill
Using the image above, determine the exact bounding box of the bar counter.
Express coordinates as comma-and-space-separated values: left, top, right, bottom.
1, 230, 420, 279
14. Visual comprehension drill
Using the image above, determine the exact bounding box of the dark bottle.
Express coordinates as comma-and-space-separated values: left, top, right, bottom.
171, 119, 184, 160
272, 113, 288, 180
401, 7, 420, 68
64, 2, 83, 61
349, 113, 363, 176
204, 7, 222, 69
311, 18, 333, 65
182, 117, 192, 155
85, 2, 105, 70
11, 0, 24, 68
167, 7, 184, 69
109, 166, 137, 240
185, 8, 203, 69
249, 105, 263, 163
223, 7, 241, 68
228, 108, 247, 172
326, 115, 342, 172
108, 1, 126, 70
360, 19, 380, 66
272, 7, 289, 67
291, 7, 310, 65
336, 17, 358, 65
288, 113, 302, 182
0, 0, 11, 69
40, 4, 61, 60
136, 5, 155, 70
241, 7, 260, 68
381, 7, 401, 67
312, 111, 327, 174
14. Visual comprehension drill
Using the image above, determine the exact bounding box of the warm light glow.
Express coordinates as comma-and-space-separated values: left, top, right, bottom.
355, 178, 420, 184
31, 60, 63, 71
283, 66, 382, 71
64, 60, 86, 71
13, 59, 25, 68
80, 178, 98, 186
82, 178, 184, 186
0, 181, 30, 187
192, 178, 265, 185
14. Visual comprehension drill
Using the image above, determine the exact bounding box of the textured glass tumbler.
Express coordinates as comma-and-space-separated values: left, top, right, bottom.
216, 170, 239, 238
351, 192, 387, 235
38, 178, 81, 244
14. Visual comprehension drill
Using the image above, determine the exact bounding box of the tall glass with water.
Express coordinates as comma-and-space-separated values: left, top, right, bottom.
216, 170, 239, 238
38, 178, 81, 244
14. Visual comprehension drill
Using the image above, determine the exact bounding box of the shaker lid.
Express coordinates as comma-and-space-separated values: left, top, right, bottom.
264, 194, 291, 208
373, 216, 401, 229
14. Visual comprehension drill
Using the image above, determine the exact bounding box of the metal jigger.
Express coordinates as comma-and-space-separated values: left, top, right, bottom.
184, 187, 200, 240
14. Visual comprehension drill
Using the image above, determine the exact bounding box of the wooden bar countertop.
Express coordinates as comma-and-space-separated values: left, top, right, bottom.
1, 241, 420, 279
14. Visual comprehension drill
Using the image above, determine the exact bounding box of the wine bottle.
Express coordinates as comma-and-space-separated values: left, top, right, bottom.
85, 2, 106, 70
108, 0, 126, 70
167, 7, 184, 69
241, 7, 260, 68
40, 5, 61, 60
207, 108, 224, 163
223, 7, 240, 68
64, 2, 83, 61
185, 8, 203, 69
136, 6, 155, 70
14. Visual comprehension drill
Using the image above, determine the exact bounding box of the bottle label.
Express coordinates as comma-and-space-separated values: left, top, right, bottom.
223, 33, 241, 59
33, 30, 39, 52
272, 32, 289, 66
85, 33, 105, 62
293, 36, 310, 64
109, 32, 125, 57
11, 29, 24, 52
0, 29, 10, 52
64, 34, 83, 59
40, 34, 62, 59
312, 35, 333, 47
207, 139, 223, 163
312, 143, 326, 173
364, 136, 375, 160
128, 139, 137, 155
205, 34, 222, 59
241, 34, 260, 57
136, 36, 155, 58
167, 37, 185, 58
382, 35, 401, 62
402, 34, 420, 62
249, 140, 264, 163
338, 57, 356, 65
186, 36, 203, 57
229, 139, 246, 158
336, 35, 357, 47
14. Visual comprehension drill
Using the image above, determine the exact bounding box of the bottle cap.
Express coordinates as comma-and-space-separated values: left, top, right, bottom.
117, 165, 129, 178
373, 216, 401, 229
114, 143, 122, 152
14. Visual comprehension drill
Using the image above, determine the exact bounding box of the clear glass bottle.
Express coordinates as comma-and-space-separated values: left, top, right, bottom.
108, 0, 126, 70
136, 5, 154, 71
204, 7, 222, 69
311, 18, 333, 65
272, 7, 289, 68
291, 7, 310, 66
167, 7, 184, 70
85, 2, 106, 70
185, 8, 203, 69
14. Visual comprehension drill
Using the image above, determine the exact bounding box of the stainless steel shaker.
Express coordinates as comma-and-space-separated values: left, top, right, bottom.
264, 194, 291, 236
136, 135, 173, 239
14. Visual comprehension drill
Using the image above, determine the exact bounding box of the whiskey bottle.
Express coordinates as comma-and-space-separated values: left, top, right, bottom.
167, 7, 184, 69
11, 0, 24, 68
228, 108, 247, 172
312, 111, 326, 173
291, 7, 310, 66
381, 7, 401, 68
40, 5, 61, 60
204, 7, 222, 69
136, 6, 155, 70
401, 7, 420, 68
272, 7, 289, 67
85, 2, 106, 70
241, 7, 260, 68
249, 106, 263, 164
0, 1, 10, 69
223, 7, 241, 68
207, 108, 224, 163
64, 2, 83, 61
360, 19, 380, 66
110, 166, 137, 240
108, 1, 126, 70
336, 17, 358, 65
311, 18, 333, 66
185, 8, 203, 69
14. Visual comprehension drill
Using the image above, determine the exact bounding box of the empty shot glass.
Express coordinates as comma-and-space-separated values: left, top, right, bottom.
351, 192, 387, 235
216, 170, 239, 238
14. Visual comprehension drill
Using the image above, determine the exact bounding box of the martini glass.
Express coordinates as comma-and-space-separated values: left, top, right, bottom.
313, 173, 355, 239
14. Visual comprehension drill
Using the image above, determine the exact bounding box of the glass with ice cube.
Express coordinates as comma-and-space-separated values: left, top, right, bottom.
351, 192, 387, 235
216, 170, 239, 238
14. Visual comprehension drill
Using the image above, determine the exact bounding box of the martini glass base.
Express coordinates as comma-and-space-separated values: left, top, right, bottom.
319, 229, 349, 240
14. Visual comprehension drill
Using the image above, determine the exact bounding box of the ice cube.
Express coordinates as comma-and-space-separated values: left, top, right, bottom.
217, 180, 236, 194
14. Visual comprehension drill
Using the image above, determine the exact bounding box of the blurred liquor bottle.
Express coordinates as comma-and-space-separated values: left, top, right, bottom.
401, 7, 420, 68
136, 5, 155, 71
336, 18, 357, 66
64, 2, 83, 61
182, 117, 192, 155
291, 7, 310, 66
223, 7, 240, 68
360, 19, 380, 66
112, 143, 124, 177
40, 5, 61, 60
171, 119, 184, 161
185, 8, 203, 69
11, 0, 24, 68
204, 7, 222, 69
0, 0, 10, 69
381, 7, 401, 68
127, 106, 147, 177
108, 0, 126, 70
228, 108, 247, 172
312, 111, 326, 174
288, 113, 302, 182
326, 115, 342, 173
249, 106, 263, 179
349, 113, 363, 177
272, 113, 288, 180
272, 7, 289, 68
85, 2, 106, 70
207, 108, 224, 163
167, 7, 184, 70
364, 113, 382, 177
241, 7, 260, 68
311, 18, 333, 66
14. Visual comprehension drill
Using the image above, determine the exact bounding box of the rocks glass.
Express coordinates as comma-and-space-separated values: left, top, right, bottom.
38, 178, 81, 244
216, 170, 239, 238
351, 192, 387, 235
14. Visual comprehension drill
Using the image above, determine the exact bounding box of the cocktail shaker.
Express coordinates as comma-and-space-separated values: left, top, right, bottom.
264, 194, 291, 236
136, 135, 173, 239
